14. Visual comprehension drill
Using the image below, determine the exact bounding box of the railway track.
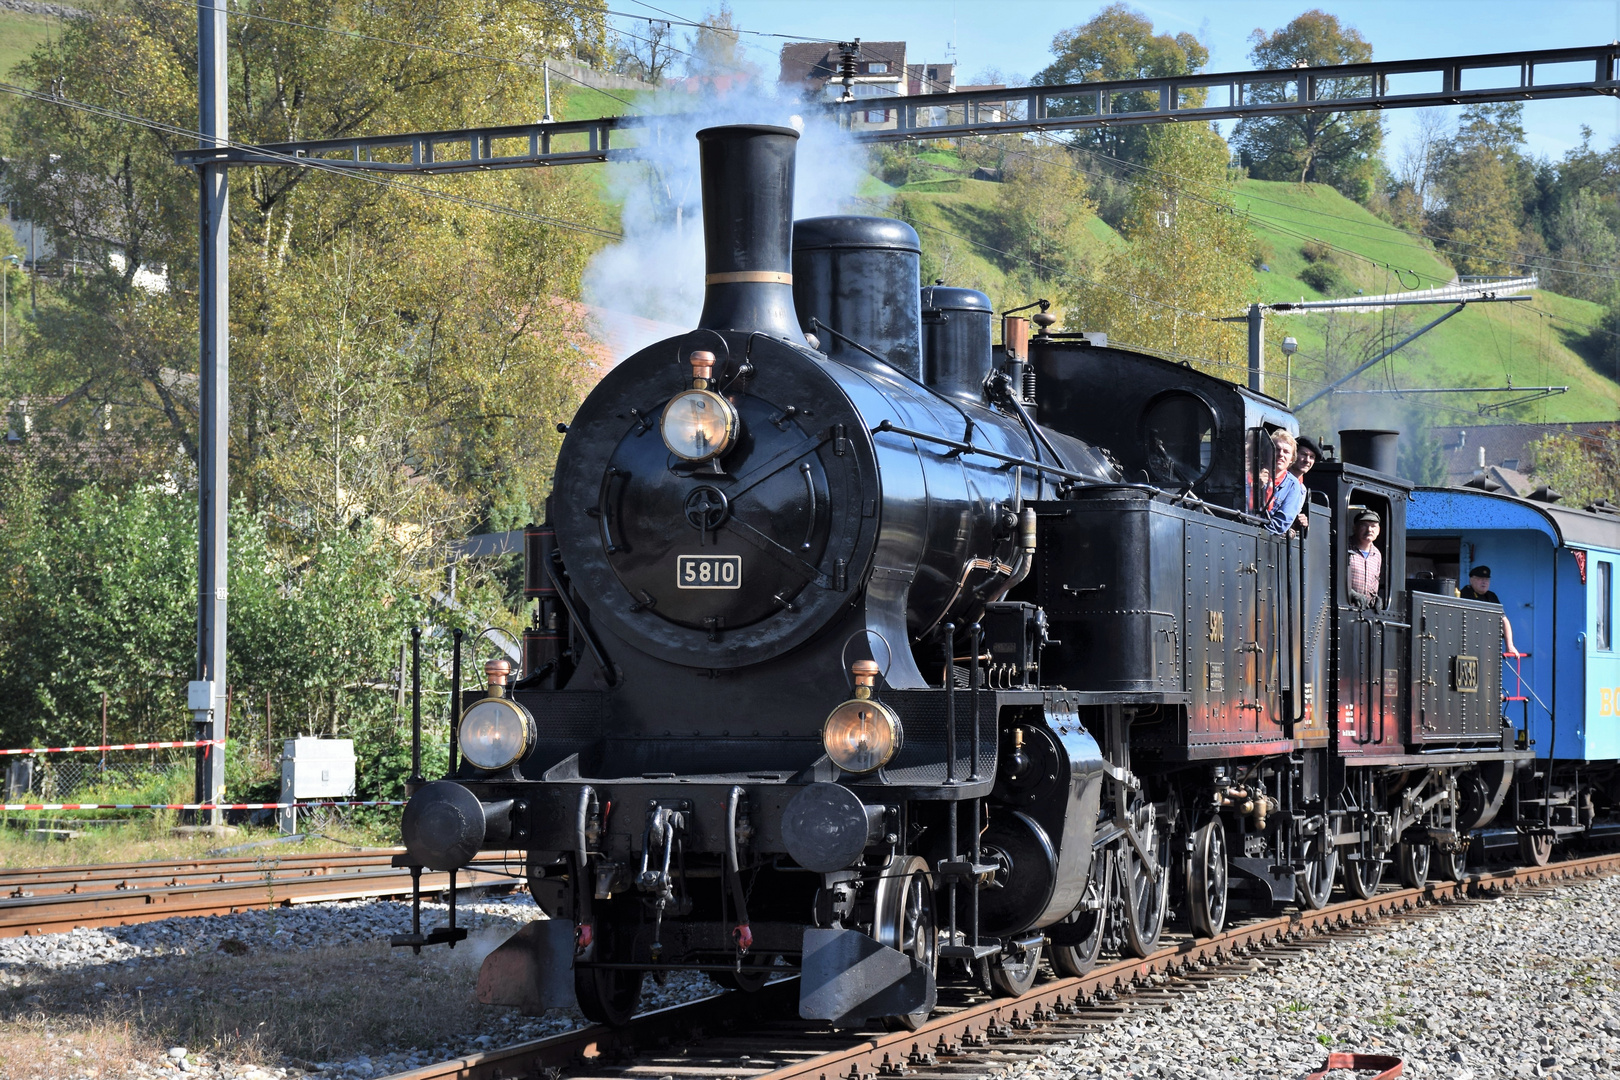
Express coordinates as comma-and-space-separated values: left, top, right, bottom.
378, 851, 1620, 1080
0, 848, 522, 936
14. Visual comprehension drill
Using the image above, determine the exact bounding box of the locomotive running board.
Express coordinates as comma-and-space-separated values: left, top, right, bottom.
799, 928, 936, 1026
476, 920, 580, 1013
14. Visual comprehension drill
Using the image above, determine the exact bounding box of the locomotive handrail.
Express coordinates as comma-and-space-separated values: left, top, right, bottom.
873, 419, 1091, 483
875, 421, 1272, 531
545, 563, 616, 687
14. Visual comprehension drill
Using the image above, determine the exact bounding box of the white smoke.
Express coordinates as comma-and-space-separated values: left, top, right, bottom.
582, 86, 871, 361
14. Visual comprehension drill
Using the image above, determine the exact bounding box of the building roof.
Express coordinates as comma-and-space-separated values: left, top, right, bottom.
1430, 422, 1620, 487
905, 62, 954, 95
779, 41, 907, 92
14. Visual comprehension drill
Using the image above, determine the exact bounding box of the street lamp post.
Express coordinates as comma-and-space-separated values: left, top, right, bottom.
1281, 336, 1299, 410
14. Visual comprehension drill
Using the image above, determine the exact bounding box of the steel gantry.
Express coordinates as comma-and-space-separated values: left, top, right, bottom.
176, 43, 1620, 174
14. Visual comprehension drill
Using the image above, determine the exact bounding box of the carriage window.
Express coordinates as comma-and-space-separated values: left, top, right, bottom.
1599, 561, 1612, 651
1140, 392, 1214, 489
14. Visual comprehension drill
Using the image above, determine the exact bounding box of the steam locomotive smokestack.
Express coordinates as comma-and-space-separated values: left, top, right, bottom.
695, 124, 809, 346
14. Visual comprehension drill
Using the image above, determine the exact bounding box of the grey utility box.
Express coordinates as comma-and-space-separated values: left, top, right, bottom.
279, 737, 356, 835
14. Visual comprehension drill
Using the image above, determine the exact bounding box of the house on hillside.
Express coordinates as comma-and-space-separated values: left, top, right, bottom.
778, 41, 955, 130
3, 193, 166, 293
1430, 423, 1620, 489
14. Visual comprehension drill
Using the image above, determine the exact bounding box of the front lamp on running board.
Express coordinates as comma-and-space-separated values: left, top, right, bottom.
458, 697, 535, 771
822, 660, 902, 774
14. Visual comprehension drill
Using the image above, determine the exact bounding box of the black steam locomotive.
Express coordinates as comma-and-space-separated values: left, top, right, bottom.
396, 124, 1530, 1028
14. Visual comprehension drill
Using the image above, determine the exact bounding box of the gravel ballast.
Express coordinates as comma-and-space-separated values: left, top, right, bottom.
0, 888, 724, 1080
6, 873, 1620, 1079
991, 874, 1620, 1079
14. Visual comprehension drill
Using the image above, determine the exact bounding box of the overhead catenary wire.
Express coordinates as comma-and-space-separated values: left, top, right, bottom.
0, 81, 624, 241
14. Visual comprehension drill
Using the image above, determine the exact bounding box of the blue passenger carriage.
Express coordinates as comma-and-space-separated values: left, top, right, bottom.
1408, 486, 1620, 858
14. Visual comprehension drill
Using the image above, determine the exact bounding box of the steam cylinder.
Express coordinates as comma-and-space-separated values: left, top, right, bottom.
695, 125, 808, 346
792, 216, 923, 379
920, 285, 994, 401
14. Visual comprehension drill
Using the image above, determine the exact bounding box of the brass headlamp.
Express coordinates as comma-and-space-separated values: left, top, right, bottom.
662, 350, 738, 463
821, 660, 902, 774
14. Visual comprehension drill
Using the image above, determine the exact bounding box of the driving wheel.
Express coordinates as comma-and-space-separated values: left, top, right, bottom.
1433, 843, 1467, 881
1296, 827, 1337, 910
1343, 849, 1385, 900
574, 913, 642, 1027
1121, 800, 1171, 958
1187, 817, 1229, 938
1051, 849, 1113, 977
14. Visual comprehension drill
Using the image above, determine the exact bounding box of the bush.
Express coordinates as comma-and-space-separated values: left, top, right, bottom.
1301, 238, 1333, 263
0, 456, 472, 805
1300, 260, 1347, 295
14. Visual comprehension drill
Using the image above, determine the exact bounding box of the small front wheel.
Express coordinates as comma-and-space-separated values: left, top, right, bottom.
985, 941, 1042, 997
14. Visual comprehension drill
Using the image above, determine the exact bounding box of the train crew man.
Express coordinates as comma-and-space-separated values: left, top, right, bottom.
1265, 431, 1307, 534
1289, 436, 1320, 532
1347, 508, 1382, 607
1462, 565, 1519, 655
1290, 437, 1320, 479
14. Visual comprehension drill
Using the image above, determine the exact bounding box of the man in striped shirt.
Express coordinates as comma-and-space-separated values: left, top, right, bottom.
1347, 509, 1382, 607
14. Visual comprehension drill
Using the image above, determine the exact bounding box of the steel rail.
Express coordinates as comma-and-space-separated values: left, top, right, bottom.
0, 848, 518, 891
4, 857, 502, 899
373, 850, 1620, 1080
0, 851, 523, 936
172, 44, 1620, 175
0, 848, 403, 888
757, 854, 1619, 1080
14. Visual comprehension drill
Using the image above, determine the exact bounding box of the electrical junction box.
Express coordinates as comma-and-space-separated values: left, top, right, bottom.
281, 738, 356, 799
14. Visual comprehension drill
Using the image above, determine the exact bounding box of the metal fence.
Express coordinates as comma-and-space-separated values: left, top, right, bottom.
3, 749, 194, 804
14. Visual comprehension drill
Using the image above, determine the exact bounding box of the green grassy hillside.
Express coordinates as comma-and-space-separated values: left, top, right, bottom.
0, 10, 57, 92
1230, 179, 1619, 425
860, 157, 1620, 425
866, 147, 1126, 306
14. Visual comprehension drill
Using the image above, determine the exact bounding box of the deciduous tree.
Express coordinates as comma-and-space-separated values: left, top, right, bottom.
1527, 430, 1620, 508
1231, 10, 1383, 200
3, 0, 608, 539
1432, 103, 1534, 275
1065, 125, 1256, 368
1032, 4, 1209, 168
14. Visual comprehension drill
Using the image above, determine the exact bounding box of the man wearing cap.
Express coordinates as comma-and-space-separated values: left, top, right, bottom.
1462, 566, 1519, 654
1347, 509, 1382, 607
1460, 566, 1498, 603
1289, 437, 1320, 532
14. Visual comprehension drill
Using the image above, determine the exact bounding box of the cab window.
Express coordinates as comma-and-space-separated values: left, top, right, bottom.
1140, 391, 1214, 491
1345, 492, 1392, 606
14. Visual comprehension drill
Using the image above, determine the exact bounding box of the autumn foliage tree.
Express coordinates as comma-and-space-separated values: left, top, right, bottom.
3, 0, 610, 545
1528, 430, 1620, 508
1063, 125, 1257, 370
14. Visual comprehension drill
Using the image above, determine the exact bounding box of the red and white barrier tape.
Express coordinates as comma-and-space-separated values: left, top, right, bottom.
0, 739, 226, 757
1, 800, 404, 811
